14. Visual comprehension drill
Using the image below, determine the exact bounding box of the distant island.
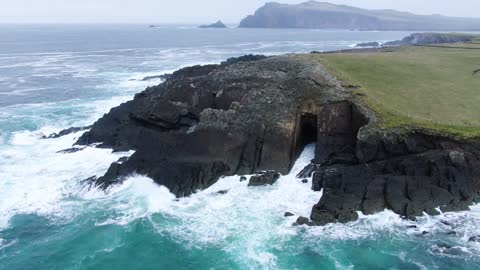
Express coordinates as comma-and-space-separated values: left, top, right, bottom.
199, 20, 227, 28
239, 1, 480, 31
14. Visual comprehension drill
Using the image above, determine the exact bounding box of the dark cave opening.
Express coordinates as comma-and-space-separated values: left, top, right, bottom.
293, 113, 318, 162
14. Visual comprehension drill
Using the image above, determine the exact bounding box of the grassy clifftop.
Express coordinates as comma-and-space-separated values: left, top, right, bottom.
310, 41, 480, 138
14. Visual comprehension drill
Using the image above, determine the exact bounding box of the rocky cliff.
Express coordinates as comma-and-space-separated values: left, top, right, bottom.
75, 53, 480, 225
239, 1, 480, 31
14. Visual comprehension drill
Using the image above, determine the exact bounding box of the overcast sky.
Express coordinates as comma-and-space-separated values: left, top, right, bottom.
1, 0, 479, 24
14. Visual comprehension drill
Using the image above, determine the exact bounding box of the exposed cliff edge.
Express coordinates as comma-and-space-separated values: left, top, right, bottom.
239, 1, 480, 31
75, 53, 480, 225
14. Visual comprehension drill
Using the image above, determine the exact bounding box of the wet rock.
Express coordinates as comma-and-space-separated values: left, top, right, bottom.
302, 179, 308, 183
216, 190, 229, 195
43, 126, 92, 139
440, 220, 454, 227
406, 225, 418, 229
284, 212, 295, 217
239, 176, 247, 182
117, 157, 129, 163
138, 74, 171, 82
468, 236, 480, 242
295, 216, 310, 226
57, 147, 85, 154
436, 243, 453, 249
248, 171, 280, 187
297, 163, 319, 179
355, 42, 380, 48
311, 139, 480, 225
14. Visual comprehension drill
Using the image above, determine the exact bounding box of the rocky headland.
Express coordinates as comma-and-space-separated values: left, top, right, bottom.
239, 1, 480, 31
67, 49, 480, 226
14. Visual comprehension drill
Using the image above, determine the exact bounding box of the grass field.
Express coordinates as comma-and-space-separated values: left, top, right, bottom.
311, 43, 480, 137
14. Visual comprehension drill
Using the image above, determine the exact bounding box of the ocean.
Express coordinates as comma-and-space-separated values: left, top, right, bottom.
0, 24, 479, 270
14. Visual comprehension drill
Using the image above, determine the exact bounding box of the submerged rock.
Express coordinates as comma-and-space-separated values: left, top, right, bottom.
248, 171, 281, 187
56, 147, 85, 154
284, 212, 295, 217
468, 236, 480, 242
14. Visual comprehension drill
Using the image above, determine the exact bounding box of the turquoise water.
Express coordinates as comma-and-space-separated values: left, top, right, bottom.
1, 25, 480, 269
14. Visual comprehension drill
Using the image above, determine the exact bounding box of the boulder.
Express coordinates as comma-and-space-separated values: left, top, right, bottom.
248, 171, 280, 186
468, 236, 480, 243
294, 216, 311, 226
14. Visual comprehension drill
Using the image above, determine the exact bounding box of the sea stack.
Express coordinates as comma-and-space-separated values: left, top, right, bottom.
199, 20, 227, 28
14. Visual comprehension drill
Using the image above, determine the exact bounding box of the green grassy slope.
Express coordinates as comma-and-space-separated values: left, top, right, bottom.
312, 44, 480, 137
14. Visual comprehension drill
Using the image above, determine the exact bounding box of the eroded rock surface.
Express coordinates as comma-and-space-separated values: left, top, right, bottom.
77, 55, 349, 196
77, 53, 480, 224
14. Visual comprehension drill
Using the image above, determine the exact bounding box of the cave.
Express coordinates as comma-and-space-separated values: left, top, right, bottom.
291, 102, 369, 171
292, 113, 319, 162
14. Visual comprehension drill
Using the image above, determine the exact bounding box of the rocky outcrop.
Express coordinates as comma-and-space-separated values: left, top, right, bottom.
239, 1, 480, 31
42, 126, 92, 139
77, 54, 350, 197
77, 52, 480, 225
310, 130, 480, 225
248, 171, 281, 186
384, 33, 475, 46
355, 42, 380, 48
199, 21, 227, 28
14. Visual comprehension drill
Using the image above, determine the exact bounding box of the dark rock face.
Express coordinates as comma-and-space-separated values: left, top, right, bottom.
248, 171, 281, 187
384, 33, 475, 46
199, 21, 227, 28
77, 52, 480, 225
76, 55, 349, 197
310, 130, 480, 225
239, 1, 480, 31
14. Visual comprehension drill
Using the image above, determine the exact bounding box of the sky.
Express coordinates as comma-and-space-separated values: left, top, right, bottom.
1, 0, 480, 24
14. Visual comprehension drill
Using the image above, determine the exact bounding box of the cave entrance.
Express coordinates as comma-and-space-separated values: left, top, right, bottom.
293, 113, 318, 161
